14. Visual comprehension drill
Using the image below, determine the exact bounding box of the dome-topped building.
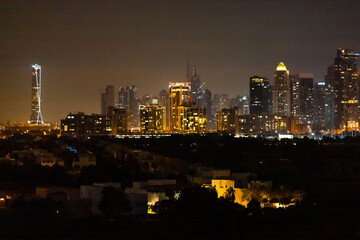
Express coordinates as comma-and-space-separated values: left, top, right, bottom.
276, 62, 287, 71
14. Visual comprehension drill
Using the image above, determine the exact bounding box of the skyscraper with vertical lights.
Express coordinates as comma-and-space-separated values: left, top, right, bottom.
290, 74, 300, 117
168, 82, 190, 132
30, 64, 44, 124
298, 73, 314, 124
325, 48, 359, 134
117, 85, 139, 128
249, 76, 271, 115
272, 62, 291, 116
313, 82, 326, 132
189, 65, 202, 105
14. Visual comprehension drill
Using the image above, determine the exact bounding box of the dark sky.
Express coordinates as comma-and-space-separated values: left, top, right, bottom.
0, 0, 359, 123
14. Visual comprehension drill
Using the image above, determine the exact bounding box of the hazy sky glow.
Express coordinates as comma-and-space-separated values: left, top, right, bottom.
0, 0, 359, 122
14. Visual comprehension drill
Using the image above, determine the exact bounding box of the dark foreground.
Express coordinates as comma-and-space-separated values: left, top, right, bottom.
0, 205, 359, 240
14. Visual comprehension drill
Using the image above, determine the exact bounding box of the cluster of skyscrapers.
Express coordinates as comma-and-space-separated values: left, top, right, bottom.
59, 48, 359, 138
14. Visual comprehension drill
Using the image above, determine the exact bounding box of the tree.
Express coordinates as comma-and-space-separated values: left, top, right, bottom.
224, 187, 235, 202
98, 187, 131, 218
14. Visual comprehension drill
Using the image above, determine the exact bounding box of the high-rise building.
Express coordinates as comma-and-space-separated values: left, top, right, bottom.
230, 95, 250, 115
325, 48, 360, 133
101, 85, 114, 116
201, 88, 214, 130
216, 108, 239, 134
140, 105, 166, 134
290, 74, 300, 117
176, 106, 207, 133
298, 73, 314, 124
158, 89, 169, 129
60, 112, 111, 138
109, 107, 130, 135
313, 82, 326, 131
213, 94, 230, 111
168, 82, 190, 132
249, 76, 271, 115
117, 86, 139, 128
189, 65, 203, 105
30, 64, 44, 124
272, 62, 291, 116
237, 114, 290, 135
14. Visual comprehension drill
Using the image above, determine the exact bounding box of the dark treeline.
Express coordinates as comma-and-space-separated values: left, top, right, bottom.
0, 134, 360, 239
112, 134, 360, 206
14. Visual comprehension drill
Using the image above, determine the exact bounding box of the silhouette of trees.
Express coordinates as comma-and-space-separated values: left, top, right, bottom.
98, 187, 131, 218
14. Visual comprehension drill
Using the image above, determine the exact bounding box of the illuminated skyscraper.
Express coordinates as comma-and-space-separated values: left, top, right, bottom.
117, 85, 139, 128
249, 76, 271, 115
290, 74, 300, 117
176, 106, 207, 133
272, 62, 291, 116
230, 95, 250, 115
109, 107, 130, 135
140, 105, 166, 134
325, 48, 360, 133
168, 82, 190, 131
158, 89, 169, 129
313, 82, 326, 131
216, 108, 239, 134
30, 64, 44, 124
60, 112, 111, 138
213, 94, 230, 111
298, 73, 314, 124
189, 65, 203, 105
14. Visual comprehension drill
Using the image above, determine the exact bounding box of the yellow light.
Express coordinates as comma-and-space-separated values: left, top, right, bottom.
276, 62, 287, 71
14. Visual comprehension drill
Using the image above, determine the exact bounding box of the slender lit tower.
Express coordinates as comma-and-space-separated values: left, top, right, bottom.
30, 64, 44, 124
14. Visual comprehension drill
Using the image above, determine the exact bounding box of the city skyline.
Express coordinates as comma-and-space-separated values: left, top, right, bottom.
1, 0, 359, 122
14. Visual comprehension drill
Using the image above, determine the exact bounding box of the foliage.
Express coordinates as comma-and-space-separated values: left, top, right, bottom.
98, 187, 131, 218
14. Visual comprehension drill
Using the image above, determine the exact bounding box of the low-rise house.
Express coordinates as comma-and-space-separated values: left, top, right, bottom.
125, 179, 177, 214
203, 179, 249, 206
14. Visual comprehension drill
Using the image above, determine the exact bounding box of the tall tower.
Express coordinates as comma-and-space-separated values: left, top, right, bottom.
313, 82, 326, 131
325, 48, 359, 133
298, 73, 314, 124
101, 85, 114, 115
249, 76, 271, 115
117, 85, 139, 128
272, 62, 290, 116
168, 82, 190, 131
30, 64, 44, 124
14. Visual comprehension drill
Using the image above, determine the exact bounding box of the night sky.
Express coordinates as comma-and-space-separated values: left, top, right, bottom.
0, 0, 359, 123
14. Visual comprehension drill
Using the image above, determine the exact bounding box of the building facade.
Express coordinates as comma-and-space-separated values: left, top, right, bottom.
117, 86, 139, 128
168, 82, 190, 132
290, 74, 300, 117
101, 85, 114, 116
109, 107, 130, 135
273, 62, 291, 116
60, 112, 111, 138
140, 105, 166, 134
237, 114, 293, 135
313, 82, 326, 132
175, 106, 207, 133
249, 76, 271, 115
189, 65, 203, 105
325, 48, 360, 134
298, 74, 314, 125
216, 108, 239, 134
